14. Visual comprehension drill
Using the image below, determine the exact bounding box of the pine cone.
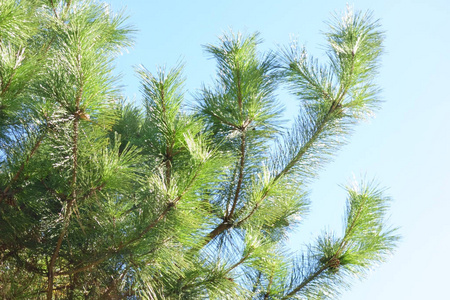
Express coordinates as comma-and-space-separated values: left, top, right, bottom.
328, 256, 340, 269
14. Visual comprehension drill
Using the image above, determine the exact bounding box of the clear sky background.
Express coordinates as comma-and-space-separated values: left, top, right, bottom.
106, 0, 450, 299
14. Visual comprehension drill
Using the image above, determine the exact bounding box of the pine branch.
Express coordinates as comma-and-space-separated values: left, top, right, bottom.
56, 256, 108, 277
65, 0, 72, 13
282, 265, 328, 299
335, 191, 365, 257
158, 85, 174, 187
0, 67, 16, 96
236, 61, 243, 113
46, 119, 79, 300
225, 163, 239, 216
225, 251, 253, 274
79, 184, 105, 202
207, 110, 240, 129
200, 103, 339, 246
206, 222, 233, 244
46, 209, 73, 300
1, 133, 44, 204
10, 252, 46, 275
236, 104, 341, 228
47, 46, 84, 300
233, 26, 362, 231
263, 270, 275, 300
100, 266, 130, 298
49, 0, 59, 18
226, 131, 246, 220
281, 181, 398, 299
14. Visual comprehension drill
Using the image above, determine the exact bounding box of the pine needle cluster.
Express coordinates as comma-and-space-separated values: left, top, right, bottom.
0, 1, 398, 299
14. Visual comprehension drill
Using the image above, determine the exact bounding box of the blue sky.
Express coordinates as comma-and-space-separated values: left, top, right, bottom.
107, 0, 450, 298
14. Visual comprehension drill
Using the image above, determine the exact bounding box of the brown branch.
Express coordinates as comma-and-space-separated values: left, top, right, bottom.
200, 106, 336, 247
158, 84, 175, 188
57, 256, 108, 277
282, 265, 328, 299
11, 252, 46, 275
100, 266, 129, 299
46, 216, 72, 299
47, 52, 83, 298
206, 221, 233, 243
65, 0, 72, 13
208, 110, 239, 129
40, 179, 66, 201
236, 202, 260, 227
236, 62, 243, 113
336, 52, 356, 104
1, 135, 44, 204
225, 166, 238, 217
165, 151, 172, 188
180, 248, 250, 293
206, 71, 248, 237
252, 271, 262, 294
46, 118, 79, 300
335, 194, 367, 257
0, 70, 15, 97
234, 118, 327, 225
263, 270, 275, 300
49, 0, 59, 18
79, 184, 105, 201
0, 48, 25, 96
40, 284, 72, 294
225, 251, 252, 274
226, 131, 246, 220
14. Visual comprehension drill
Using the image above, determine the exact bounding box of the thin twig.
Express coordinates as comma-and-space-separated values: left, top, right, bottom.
1, 134, 44, 204
282, 266, 328, 299
47, 50, 84, 299
49, 0, 59, 18
226, 131, 246, 219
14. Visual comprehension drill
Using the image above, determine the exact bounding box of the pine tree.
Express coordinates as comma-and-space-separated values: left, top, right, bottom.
0, 1, 398, 299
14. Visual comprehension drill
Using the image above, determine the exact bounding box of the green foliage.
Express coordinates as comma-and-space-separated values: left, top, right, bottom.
0, 2, 397, 299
